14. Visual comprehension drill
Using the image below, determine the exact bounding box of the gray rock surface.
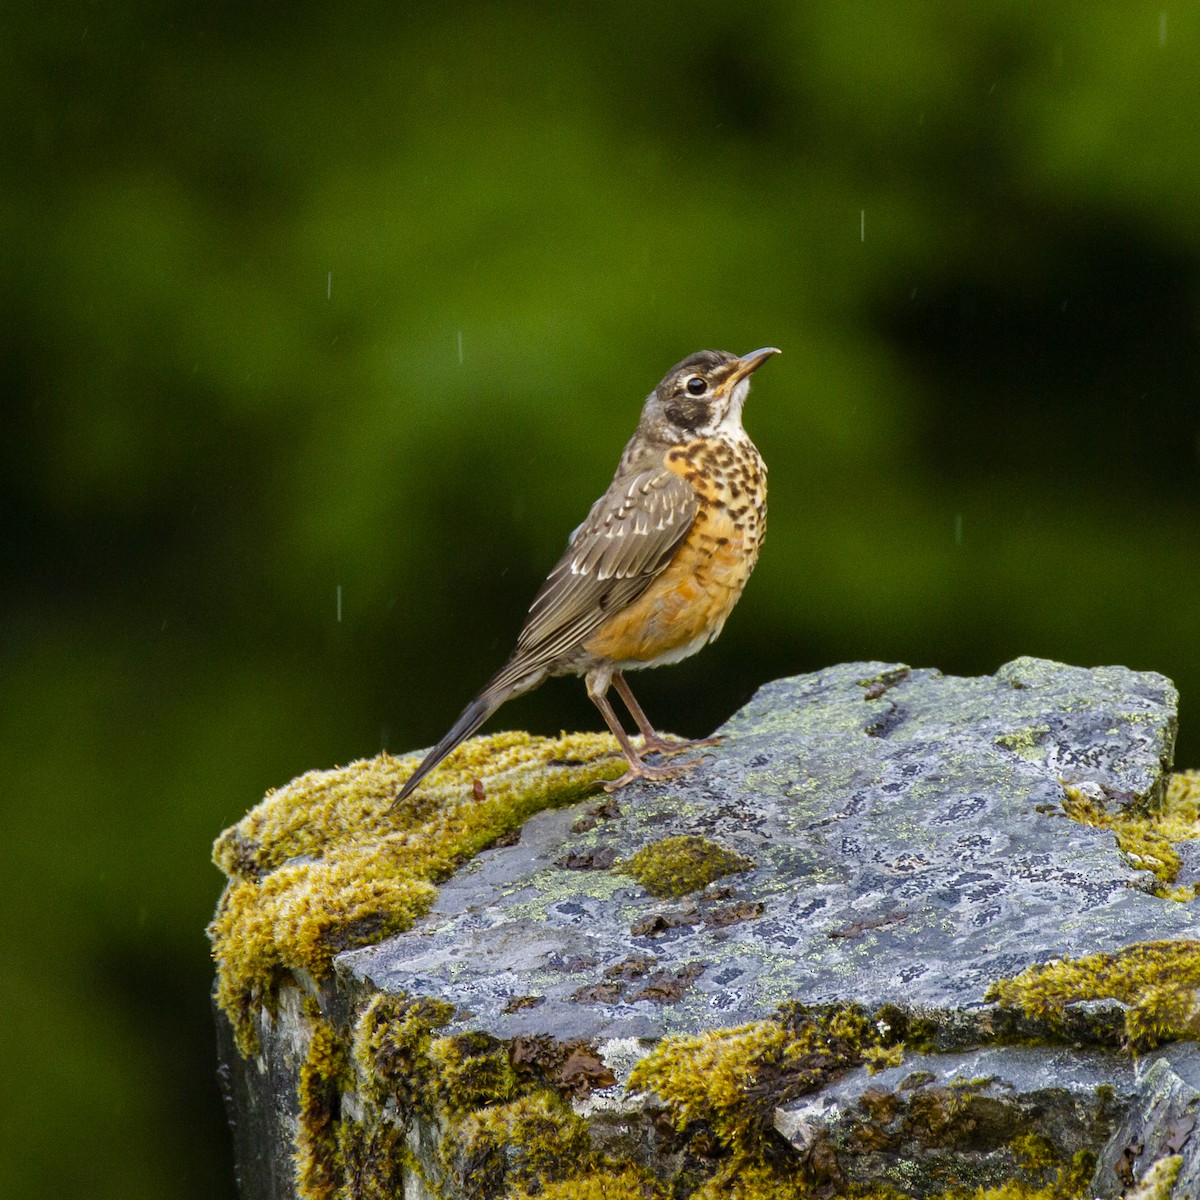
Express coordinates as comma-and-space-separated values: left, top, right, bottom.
341, 658, 1184, 1043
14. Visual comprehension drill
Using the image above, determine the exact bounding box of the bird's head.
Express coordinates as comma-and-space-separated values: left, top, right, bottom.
640, 347, 780, 443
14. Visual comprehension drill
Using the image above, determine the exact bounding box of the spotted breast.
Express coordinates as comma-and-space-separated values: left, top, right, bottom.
580, 435, 766, 669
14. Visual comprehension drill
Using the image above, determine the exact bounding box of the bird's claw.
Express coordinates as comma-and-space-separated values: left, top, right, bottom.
602, 755, 705, 792
639, 732, 723, 757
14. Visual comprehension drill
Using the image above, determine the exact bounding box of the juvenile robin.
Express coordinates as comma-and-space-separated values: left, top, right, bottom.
392, 346, 779, 805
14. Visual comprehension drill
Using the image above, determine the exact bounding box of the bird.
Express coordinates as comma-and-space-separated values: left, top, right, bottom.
392, 346, 780, 807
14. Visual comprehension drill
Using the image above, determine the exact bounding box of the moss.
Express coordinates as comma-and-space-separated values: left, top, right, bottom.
352, 992, 454, 1115
509, 1166, 667, 1199
1060, 770, 1200, 900
1125, 1155, 1183, 1200
1010, 1132, 1058, 1175
863, 1043, 905, 1072
428, 1031, 520, 1117
986, 938, 1200, 1050
347, 995, 621, 1199
209, 730, 624, 1053
626, 1004, 905, 1195
336, 1119, 410, 1200
295, 1002, 350, 1200
441, 1091, 591, 1199
689, 1161, 812, 1199
628, 1020, 789, 1149
620, 834, 755, 898
848, 1149, 1095, 1200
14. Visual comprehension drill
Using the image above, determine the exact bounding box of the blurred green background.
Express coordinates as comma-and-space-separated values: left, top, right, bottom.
4, 2, 1200, 1195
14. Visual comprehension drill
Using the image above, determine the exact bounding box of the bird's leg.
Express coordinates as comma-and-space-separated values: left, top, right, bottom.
586, 671, 701, 791
611, 672, 723, 757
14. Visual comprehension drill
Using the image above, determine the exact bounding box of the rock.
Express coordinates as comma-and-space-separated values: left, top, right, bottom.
210, 658, 1200, 1199
772, 1043, 1188, 1198
1092, 1047, 1200, 1200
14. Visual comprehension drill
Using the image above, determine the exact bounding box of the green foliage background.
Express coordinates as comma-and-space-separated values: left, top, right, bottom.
3, 3, 1199, 1195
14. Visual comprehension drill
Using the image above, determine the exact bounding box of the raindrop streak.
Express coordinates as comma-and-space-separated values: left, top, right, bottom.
1159, 11, 1167, 46
954, 514, 963, 545
860, 209, 865, 242
457, 330, 464, 365
336, 584, 343, 623
327, 271, 332, 300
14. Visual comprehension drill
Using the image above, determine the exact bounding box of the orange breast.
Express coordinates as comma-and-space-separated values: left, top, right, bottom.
582, 437, 765, 668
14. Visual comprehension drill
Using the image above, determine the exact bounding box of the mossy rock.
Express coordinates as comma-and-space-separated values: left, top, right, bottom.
210, 660, 1200, 1199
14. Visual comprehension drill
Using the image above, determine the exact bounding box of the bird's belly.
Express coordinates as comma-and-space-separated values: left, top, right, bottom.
582, 505, 760, 670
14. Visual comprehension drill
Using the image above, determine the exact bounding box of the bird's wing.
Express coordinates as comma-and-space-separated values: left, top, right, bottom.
391, 464, 695, 806
509, 465, 698, 672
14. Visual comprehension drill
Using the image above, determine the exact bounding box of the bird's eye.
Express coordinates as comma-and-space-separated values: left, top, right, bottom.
685, 376, 708, 396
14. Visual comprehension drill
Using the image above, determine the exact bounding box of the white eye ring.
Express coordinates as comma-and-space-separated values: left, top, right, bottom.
685, 376, 708, 396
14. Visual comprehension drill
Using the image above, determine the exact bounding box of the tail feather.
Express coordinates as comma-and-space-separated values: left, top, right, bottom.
390, 661, 544, 808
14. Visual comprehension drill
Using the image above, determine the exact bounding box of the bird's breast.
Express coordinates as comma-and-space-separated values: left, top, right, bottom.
581, 436, 767, 669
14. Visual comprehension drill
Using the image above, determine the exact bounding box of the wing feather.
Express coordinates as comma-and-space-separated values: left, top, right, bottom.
509, 466, 696, 674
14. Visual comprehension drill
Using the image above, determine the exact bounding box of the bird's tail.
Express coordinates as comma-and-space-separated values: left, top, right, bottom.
389, 659, 543, 809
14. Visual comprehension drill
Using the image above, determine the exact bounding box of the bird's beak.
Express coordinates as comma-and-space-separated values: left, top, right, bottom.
728, 346, 782, 386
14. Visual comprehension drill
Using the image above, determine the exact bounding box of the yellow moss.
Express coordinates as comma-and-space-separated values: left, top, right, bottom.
1124, 1155, 1183, 1200
209, 730, 624, 1053
442, 1091, 591, 1198
986, 939, 1200, 1050
509, 1166, 667, 1199
428, 1031, 520, 1117
628, 1020, 788, 1147
1061, 770, 1200, 900
627, 1003, 899, 1184
1011, 1132, 1058, 1175
863, 1042, 905, 1072
352, 992, 454, 1114
620, 834, 755, 898
994, 726, 1051, 756
686, 1162, 808, 1199
970, 1150, 1096, 1200
335, 1120, 409, 1200
846, 1149, 1095, 1200
295, 1003, 349, 1200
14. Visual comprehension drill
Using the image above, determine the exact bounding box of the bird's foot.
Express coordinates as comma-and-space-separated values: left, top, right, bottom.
639, 732, 723, 758
602, 754, 707, 792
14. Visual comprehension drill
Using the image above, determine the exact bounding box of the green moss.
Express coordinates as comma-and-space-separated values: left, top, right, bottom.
848, 1148, 1095, 1200
628, 1019, 789, 1149
1061, 770, 1200, 900
689, 1162, 812, 1199
986, 938, 1200, 1050
335, 1120, 410, 1200
967, 1150, 1096, 1200
620, 834, 754, 898
346, 993, 623, 1199
209, 730, 625, 1053
293, 988, 1122, 1200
